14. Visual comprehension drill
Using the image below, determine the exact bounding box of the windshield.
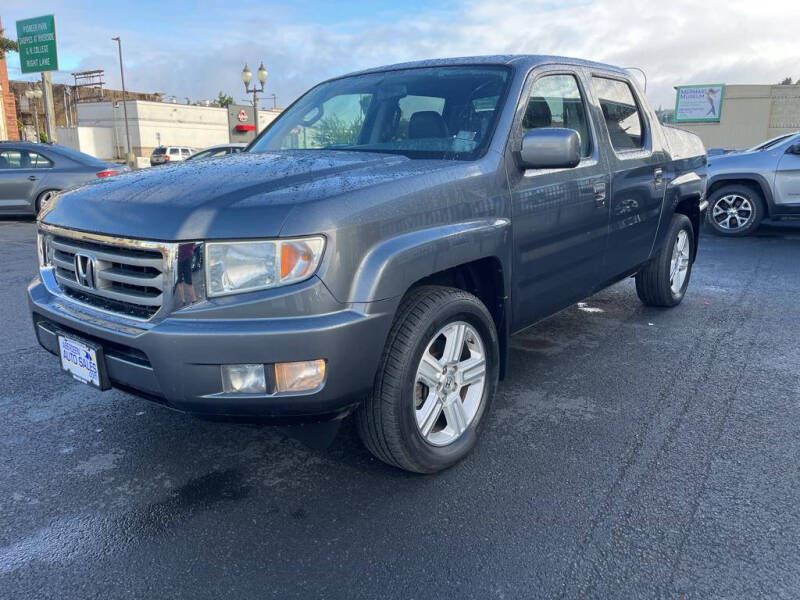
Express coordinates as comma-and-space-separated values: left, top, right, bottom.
748, 133, 798, 152
250, 66, 511, 161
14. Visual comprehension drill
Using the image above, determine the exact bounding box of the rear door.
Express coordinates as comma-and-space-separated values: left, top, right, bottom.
589, 75, 668, 278
507, 67, 611, 331
774, 139, 800, 207
0, 149, 52, 213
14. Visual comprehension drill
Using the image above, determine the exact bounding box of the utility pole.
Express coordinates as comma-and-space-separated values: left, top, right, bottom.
112, 36, 134, 167
41, 72, 57, 143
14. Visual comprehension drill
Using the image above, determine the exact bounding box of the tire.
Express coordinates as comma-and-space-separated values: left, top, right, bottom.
705, 184, 764, 236
356, 285, 499, 473
35, 189, 60, 215
636, 213, 694, 307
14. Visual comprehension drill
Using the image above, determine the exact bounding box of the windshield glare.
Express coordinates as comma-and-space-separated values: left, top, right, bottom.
250, 66, 511, 161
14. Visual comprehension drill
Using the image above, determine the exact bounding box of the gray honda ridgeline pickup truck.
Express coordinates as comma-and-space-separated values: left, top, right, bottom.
30, 56, 707, 473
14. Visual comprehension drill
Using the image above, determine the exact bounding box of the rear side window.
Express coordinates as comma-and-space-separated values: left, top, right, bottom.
29, 151, 54, 168
181, 148, 191, 156
521, 74, 592, 157
169, 148, 180, 156
592, 77, 645, 151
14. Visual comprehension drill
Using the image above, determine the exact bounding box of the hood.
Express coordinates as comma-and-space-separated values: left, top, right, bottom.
41, 150, 454, 240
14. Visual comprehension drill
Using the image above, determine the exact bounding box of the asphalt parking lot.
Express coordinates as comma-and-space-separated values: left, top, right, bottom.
2, 218, 799, 599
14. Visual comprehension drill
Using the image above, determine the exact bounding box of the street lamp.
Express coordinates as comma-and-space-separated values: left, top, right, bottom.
112, 36, 134, 167
242, 61, 268, 135
24, 88, 43, 142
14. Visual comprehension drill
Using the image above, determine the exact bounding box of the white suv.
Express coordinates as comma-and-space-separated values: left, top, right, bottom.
150, 146, 195, 166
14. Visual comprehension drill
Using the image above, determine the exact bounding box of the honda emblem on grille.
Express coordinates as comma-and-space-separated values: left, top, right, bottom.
74, 253, 96, 289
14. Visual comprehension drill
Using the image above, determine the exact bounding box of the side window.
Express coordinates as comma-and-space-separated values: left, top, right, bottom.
591, 77, 645, 151
169, 148, 180, 156
28, 151, 53, 168
522, 74, 592, 157
181, 148, 191, 156
0, 150, 23, 168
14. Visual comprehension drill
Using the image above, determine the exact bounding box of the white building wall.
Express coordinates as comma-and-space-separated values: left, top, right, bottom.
56, 126, 115, 160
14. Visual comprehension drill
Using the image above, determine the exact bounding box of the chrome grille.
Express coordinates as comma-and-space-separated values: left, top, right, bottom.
42, 227, 177, 321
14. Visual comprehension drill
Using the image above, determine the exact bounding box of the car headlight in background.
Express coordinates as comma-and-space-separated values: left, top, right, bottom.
205, 236, 325, 297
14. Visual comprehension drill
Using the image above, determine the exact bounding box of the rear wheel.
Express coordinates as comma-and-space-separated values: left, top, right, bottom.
35, 189, 60, 215
356, 286, 499, 473
705, 184, 764, 236
635, 213, 694, 307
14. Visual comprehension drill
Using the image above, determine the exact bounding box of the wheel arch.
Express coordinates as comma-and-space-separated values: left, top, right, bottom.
343, 219, 512, 379
408, 257, 509, 380
707, 174, 773, 216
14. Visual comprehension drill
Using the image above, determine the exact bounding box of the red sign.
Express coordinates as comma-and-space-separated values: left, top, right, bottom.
237, 109, 248, 123
235, 124, 255, 132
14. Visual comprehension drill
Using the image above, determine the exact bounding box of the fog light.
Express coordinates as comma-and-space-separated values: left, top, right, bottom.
221, 364, 266, 394
274, 360, 326, 393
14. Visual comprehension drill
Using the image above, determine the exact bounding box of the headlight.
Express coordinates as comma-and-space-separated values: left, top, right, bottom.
205, 236, 325, 297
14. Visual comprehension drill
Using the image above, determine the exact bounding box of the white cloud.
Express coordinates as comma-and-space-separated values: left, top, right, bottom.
4, 0, 798, 109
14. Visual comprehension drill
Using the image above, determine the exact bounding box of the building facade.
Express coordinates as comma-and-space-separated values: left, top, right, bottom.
0, 16, 20, 140
677, 84, 800, 149
58, 100, 281, 162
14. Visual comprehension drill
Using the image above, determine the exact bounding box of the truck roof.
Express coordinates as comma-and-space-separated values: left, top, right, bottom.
342, 55, 629, 78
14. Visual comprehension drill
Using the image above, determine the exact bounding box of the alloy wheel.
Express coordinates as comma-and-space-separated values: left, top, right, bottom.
38, 190, 57, 212
711, 194, 753, 230
670, 229, 690, 294
413, 321, 487, 446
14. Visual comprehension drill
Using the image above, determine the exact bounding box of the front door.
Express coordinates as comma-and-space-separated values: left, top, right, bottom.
774, 143, 800, 207
507, 69, 610, 332
589, 76, 667, 278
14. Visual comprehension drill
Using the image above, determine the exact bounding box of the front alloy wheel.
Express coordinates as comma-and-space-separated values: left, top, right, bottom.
356, 286, 499, 473
705, 185, 763, 236
711, 194, 753, 231
414, 321, 487, 446
669, 229, 691, 296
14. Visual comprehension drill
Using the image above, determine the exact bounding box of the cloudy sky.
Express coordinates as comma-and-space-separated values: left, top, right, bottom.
3, 0, 798, 110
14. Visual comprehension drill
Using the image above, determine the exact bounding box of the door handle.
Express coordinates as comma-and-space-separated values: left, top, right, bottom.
28, 175, 39, 181
593, 182, 607, 207
654, 168, 663, 184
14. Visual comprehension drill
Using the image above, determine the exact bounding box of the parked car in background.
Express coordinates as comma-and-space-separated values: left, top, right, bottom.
185, 143, 247, 161
150, 146, 195, 166
706, 148, 736, 157
706, 131, 800, 235
30, 55, 706, 473
0, 141, 124, 216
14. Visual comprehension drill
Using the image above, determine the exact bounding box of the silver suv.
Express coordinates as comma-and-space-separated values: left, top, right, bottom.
150, 146, 194, 166
705, 132, 800, 235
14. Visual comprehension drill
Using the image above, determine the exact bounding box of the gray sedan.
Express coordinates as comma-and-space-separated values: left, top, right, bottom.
706, 132, 800, 235
0, 141, 124, 216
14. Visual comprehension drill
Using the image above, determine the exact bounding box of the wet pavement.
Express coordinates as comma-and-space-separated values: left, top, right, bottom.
2, 218, 799, 598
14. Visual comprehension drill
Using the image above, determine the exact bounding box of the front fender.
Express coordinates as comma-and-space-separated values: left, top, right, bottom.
344, 218, 511, 303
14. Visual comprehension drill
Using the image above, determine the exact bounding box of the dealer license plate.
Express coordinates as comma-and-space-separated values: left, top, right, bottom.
58, 335, 105, 389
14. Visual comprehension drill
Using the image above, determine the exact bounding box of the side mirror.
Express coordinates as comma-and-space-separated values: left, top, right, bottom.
518, 128, 581, 170
787, 143, 800, 155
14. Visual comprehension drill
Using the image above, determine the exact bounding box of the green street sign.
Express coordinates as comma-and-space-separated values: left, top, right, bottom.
16, 15, 59, 74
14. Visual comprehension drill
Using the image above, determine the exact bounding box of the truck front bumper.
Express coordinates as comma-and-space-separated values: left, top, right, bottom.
28, 278, 395, 421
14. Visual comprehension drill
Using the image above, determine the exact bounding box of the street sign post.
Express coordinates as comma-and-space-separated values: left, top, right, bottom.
16, 15, 59, 142
16, 15, 58, 73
